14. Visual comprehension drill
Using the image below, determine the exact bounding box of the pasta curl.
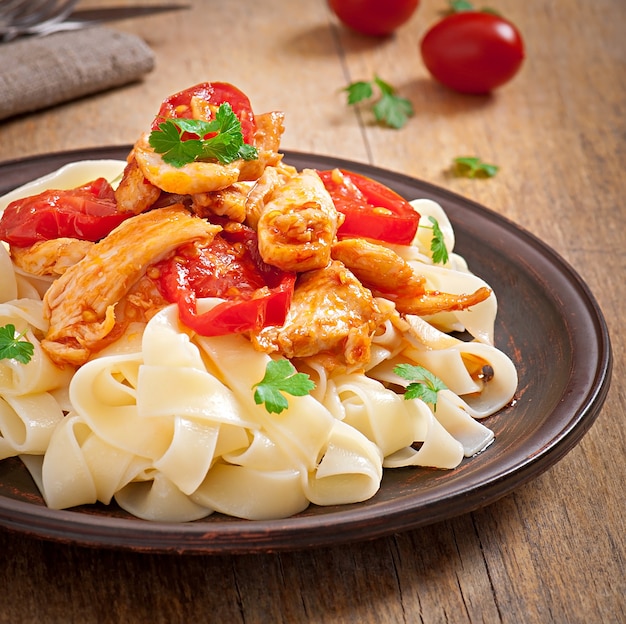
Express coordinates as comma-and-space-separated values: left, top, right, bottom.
0, 158, 518, 522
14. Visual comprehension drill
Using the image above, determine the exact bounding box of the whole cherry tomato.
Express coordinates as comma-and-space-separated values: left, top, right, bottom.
420, 12, 525, 94
329, 0, 420, 37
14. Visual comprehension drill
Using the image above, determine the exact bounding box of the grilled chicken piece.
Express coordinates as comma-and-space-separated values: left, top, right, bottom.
192, 182, 254, 223
257, 169, 342, 272
238, 111, 286, 181
332, 238, 491, 316
11, 238, 93, 277
42, 204, 221, 366
245, 162, 297, 229
133, 111, 285, 196
251, 260, 390, 368
133, 132, 243, 195
191, 162, 297, 225
253, 111, 285, 153
114, 153, 162, 214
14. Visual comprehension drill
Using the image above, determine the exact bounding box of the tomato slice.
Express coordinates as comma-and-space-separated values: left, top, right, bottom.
0, 178, 131, 247
317, 169, 420, 245
152, 81, 257, 144
155, 225, 295, 336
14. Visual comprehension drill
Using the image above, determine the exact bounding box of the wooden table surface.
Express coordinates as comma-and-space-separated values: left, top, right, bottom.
1, 0, 624, 622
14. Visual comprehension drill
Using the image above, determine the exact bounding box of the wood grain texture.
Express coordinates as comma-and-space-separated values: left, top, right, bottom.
1, 0, 624, 622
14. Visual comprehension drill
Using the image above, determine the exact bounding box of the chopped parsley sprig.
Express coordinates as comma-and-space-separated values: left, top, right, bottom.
0, 324, 35, 364
253, 359, 316, 414
420, 216, 449, 265
393, 364, 447, 411
446, 0, 498, 14
452, 156, 499, 179
344, 75, 414, 129
149, 103, 258, 168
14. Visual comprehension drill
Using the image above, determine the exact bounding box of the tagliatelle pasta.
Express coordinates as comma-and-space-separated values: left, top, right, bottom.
0, 83, 517, 522
0, 159, 518, 521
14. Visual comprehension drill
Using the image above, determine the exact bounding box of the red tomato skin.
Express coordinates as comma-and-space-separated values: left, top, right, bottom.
420, 12, 525, 94
152, 81, 256, 143
329, 0, 419, 37
155, 227, 296, 337
318, 169, 420, 245
0, 178, 130, 247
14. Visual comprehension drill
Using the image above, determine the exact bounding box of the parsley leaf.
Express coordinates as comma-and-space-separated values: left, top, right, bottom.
446, 0, 498, 14
0, 324, 35, 365
344, 75, 414, 129
393, 364, 447, 411
149, 119, 204, 167
344, 80, 374, 104
448, 0, 475, 11
253, 359, 316, 414
452, 156, 499, 179
149, 103, 259, 168
422, 216, 449, 264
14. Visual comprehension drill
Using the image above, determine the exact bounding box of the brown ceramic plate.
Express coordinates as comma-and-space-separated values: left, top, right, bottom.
0, 147, 612, 554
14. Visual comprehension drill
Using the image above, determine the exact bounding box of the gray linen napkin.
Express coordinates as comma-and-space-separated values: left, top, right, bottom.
0, 27, 155, 121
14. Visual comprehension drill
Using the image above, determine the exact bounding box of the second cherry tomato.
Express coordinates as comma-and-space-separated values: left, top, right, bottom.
420, 12, 525, 94
329, 0, 420, 37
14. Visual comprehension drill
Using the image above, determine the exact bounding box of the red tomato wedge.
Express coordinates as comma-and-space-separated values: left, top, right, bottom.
152, 81, 257, 144
317, 169, 420, 245
155, 225, 295, 336
0, 178, 130, 247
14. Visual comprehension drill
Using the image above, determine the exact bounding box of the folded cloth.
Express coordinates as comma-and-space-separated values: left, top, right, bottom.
0, 27, 155, 121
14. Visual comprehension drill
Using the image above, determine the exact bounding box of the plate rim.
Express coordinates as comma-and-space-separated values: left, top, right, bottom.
0, 146, 613, 554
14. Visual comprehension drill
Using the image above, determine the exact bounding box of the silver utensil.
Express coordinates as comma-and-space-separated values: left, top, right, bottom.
1, 2, 189, 42
1, 0, 79, 41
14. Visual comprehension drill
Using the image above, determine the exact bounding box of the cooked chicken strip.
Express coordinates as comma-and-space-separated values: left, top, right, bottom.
133, 110, 285, 196
191, 162, 297, 225
11, 238, 93, 277
133, 132, 243, 195
253, 111, 285, 153
251, 260, 390, 368
42, 204, 221, 366
192, 182, 254, 223
390, 287, 492, 316
257, 169, 342, 272
114, 153, 162, 214
238, 111, 286, 181
245, 162, 297, 228
332, 238, 491, 316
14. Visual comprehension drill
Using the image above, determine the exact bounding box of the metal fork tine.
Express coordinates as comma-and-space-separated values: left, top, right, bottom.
0, 0, 32, 22
12, 0, 73, 26
1, 0, 79, 41
11, 4, 48, 27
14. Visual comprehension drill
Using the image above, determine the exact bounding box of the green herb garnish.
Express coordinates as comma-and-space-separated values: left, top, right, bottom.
421, 216, 449, 264
0, 324, 35, 365
344, 75, 414, 129
448, 0, 475, 11
253, 359, 316, 414
393, 364, 447, 411
452, 156, 499, 178
149, 103, 258, 168
446, 1, 498, 14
